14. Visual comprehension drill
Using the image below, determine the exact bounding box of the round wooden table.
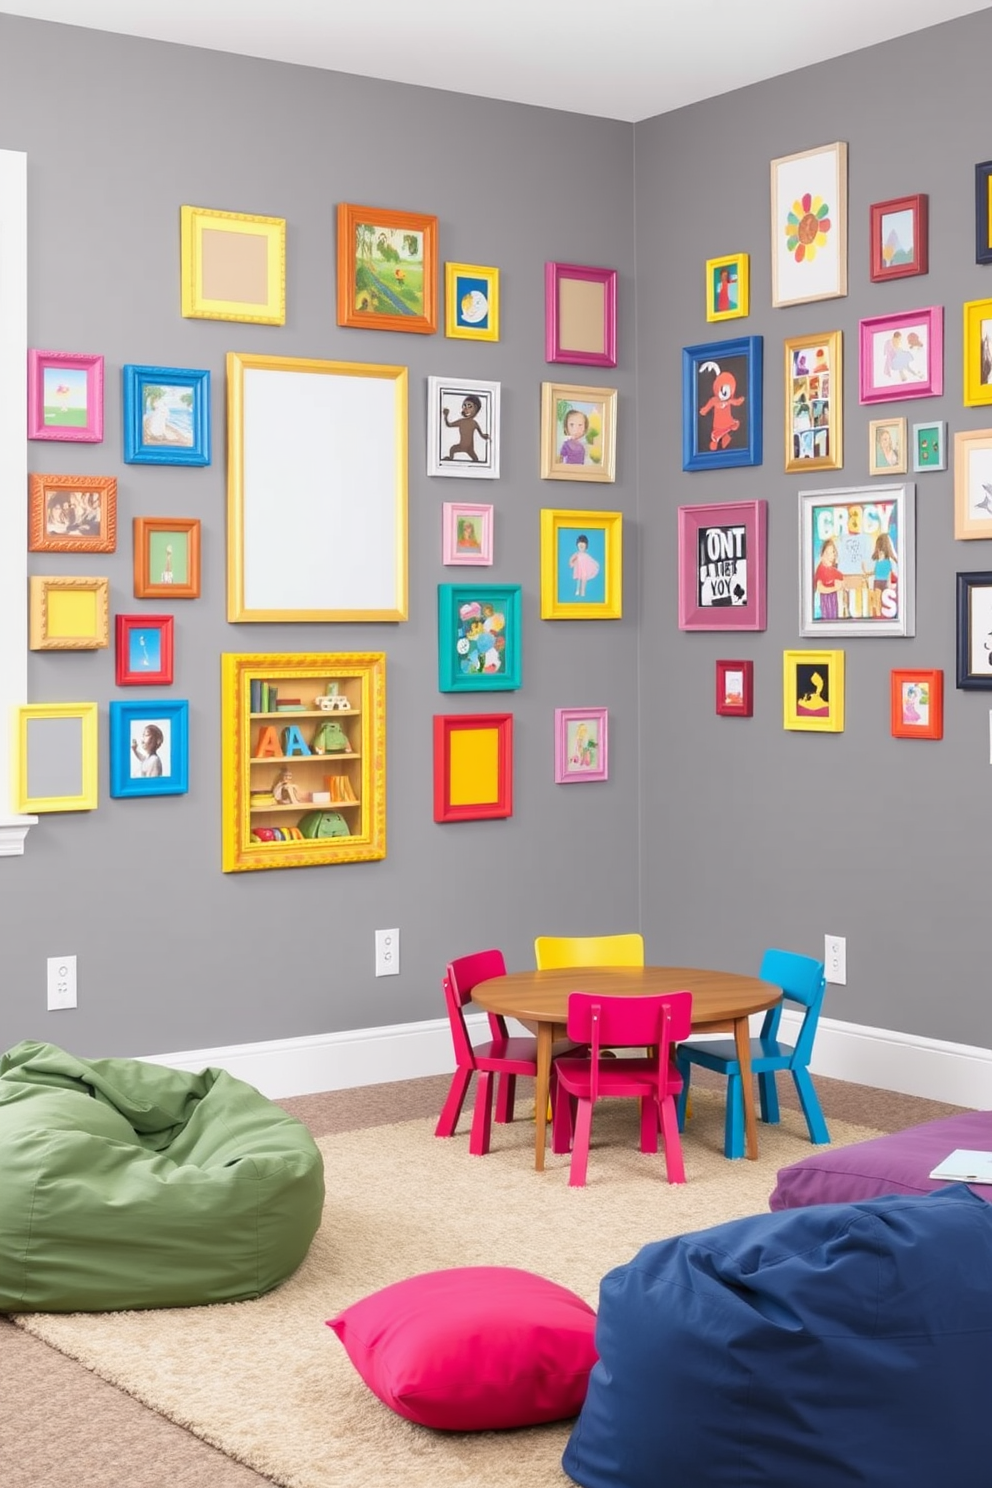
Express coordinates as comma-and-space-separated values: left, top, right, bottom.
472, 965, 782, 1170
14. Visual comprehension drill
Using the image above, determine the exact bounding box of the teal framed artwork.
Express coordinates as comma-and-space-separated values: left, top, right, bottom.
437, 583, 522, 692
540, 508, 622, 619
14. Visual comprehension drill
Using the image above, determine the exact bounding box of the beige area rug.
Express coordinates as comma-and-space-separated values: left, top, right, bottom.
14, 1093, 880, 1488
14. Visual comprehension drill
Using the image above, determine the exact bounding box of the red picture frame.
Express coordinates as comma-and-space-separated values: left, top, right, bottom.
716, 660, 753, 717
890, 669, 942, 740
115, 614, 175, 686
433, 713, 513, 822
869, 195, 928, 283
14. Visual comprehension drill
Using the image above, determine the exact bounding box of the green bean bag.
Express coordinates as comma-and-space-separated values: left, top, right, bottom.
0, 1040, 325, 1313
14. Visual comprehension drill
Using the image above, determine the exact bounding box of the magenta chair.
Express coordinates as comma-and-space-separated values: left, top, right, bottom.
435, 949, 551, 1156
552, 991, 692, 1187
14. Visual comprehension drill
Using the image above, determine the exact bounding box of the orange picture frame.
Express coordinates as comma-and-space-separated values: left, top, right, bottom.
890, 668, 943, 740
337, 203, 437, 334
433, 713, 513, 822
133, 516, 201, 599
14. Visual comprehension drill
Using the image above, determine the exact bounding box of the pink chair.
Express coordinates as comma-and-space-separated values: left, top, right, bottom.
435, 949, 551, 1156
552, 991, 692, 1187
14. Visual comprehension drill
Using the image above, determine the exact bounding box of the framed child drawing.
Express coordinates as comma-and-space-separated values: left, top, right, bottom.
677, 499, 767, 631
540, 381, 616, 481
783, 649, 845, 733
682, 336, 762, 471
554, 707, 608, 783
540, 508, 622, 620
770, 142, 847, 308
890, 669, 942, 740
427, 376, 499, 478
799, 483, 915, 638
437, 583, 522, 692
784, 331, 842, 472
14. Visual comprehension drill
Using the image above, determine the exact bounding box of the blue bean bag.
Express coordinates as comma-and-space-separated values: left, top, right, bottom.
563, 1186, 992, 1488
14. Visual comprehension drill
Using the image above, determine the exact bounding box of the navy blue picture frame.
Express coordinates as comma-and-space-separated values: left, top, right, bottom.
109, 699, 190, 797
956, 571, 992, 690
976, 162, 992, 265
682, 335, 763, 472
123, 364, 211, 466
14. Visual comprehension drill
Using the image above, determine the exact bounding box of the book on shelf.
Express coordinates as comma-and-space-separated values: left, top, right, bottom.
250, 679, 263, 712
928, 1150, 992, 1184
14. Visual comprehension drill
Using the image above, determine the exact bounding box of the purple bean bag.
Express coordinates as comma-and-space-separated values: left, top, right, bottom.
770, 1109, 992, 1211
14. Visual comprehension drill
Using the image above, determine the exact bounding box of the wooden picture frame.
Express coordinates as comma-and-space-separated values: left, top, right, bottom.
954, 428, 992, 540
337, 203, 437, 334
28, 473, 116, 553
956, 572, 992, 690
869, 194, 928, 282
426, 375, 499, 478
433, 712, 513, 822
123, 364, 211, 466
771, 141, 848, 308
540, 381, 616, 482
445, 262, 499, 342
784, 330, 842, 472
858, 306, 943, 404
441, 502, 493, 566
545, 262, 617, 368
705, 253, 749, 322
29, 575, 109, 650
868, 417, 907, 477
226, 352, 408, 623
27, 349, 103, 442
540, 507, 622, 620
912, 419, 946, 473
975, 162, 992, 264
890, 669, 942, 740
437, 582, 522, 692
783, 649, 845, 732
180, 205, 286, 325
682, 335, 763, 472
13, 702, 98, 813
716, 660, 754, 717
677, 499, 767, 632
133, 517, 201, 600
554, 706, 608, 783
109, 699, 189, 799
962, 298, 992, 408
115, 614, 174, 687
799, 483, 915, 639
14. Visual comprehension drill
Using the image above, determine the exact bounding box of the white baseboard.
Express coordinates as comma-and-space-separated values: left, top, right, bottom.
140, 1012, 992, 1109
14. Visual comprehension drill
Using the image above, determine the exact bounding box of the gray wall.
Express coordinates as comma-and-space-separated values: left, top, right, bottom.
0, 15, 640, 1055
635, 8, 992, 1048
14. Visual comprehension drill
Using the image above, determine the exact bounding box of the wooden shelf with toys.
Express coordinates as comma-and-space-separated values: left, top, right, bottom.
221, 653, 385, 873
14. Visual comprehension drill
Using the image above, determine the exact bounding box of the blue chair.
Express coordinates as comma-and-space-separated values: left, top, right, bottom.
675, 948, 829, 1159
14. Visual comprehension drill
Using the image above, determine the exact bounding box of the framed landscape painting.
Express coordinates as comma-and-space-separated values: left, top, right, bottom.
771, 142, 847, 308
784, 330, 842, 472
27, 350, 103, 442
799, 483, 915, 638
677, 499, 767, 631
682, 336, 762, 471
123, 364, 210, 466
869, 195, 928, 282
337, 203, 437, 334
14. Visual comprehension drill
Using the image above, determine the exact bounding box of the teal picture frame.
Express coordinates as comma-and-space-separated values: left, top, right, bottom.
437, 583, 522, 692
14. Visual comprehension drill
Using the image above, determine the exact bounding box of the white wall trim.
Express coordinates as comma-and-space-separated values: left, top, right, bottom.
141, 1011, 992, 1108
0, 150, 29, 839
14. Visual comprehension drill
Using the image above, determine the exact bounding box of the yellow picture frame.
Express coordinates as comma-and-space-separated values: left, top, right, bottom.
180, 205, 286, 325
962, 297, 992, 407
13, 702, 98, 812
783, 649, 845, 733
29, 575, 109, 650
445, 262, 499, 342
540, 508, 622, 619
221, 652, 386, 873
705, 252, 749, 322
784, 330, 843, 473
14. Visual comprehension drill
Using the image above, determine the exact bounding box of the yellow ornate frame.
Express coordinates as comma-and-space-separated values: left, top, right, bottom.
180, 205, 286, 325
29, 575, 109, 650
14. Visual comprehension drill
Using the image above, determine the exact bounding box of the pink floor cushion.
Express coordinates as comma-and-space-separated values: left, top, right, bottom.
770, 1110, 992, 1211
327, 1265, 598, 1431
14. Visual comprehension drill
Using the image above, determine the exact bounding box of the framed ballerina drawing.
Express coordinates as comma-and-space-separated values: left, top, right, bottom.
540, 508, 622, 620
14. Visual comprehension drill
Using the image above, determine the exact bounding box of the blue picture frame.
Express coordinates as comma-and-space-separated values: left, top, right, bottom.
109, 699, 189, 798
682, 335, 763, 472
122, 364, 210, 466
438, 583, 522, 692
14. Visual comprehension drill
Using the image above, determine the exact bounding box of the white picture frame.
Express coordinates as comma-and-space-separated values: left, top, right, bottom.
771, 141, 848, 309
799, 482, 915, 639
426, 376, 500, 479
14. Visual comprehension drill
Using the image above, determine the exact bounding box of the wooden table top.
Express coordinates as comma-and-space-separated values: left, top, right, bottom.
472, 965, 781, 1028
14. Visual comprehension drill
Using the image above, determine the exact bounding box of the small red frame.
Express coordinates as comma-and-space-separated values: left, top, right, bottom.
890, 669, 942, 740
433, 713, 513, 822
716, 660, 753, 716
115, 613, 175, 686
869, 195, 928, 283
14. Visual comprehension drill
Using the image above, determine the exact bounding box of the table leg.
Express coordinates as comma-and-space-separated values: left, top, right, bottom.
534, 1021, 553, 1172
733, 1016, 758, 1160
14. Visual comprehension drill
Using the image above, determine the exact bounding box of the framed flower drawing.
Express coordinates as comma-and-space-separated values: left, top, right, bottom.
771, 142, 848, 308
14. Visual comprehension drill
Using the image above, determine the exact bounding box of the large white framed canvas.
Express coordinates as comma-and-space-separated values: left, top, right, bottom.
771, 142, 848, 308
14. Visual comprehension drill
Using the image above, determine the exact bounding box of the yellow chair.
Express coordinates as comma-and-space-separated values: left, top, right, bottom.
534, 933, 644, 969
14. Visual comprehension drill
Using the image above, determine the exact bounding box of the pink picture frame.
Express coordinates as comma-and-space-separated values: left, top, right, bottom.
27, 349, 104, 442
441, 501, 493, 565
678, 499, 768, 631
554, 706, 608, 783
545, 262, 617, 368
858, 306, 943, 404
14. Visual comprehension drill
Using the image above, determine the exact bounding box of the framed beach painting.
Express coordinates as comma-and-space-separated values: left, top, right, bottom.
337, 203, 437, 334
716, 660, 754, 717
13, 702, 99, 813
554, 707, 608, 783
28, 473, 116, 553
956, 572, 992, 689
540, 381, 616, 481
115, 614, 175, 687
859, 306, 942, 404
540, 508, 622, 620
442, 502, 493, 565
426, 376, 499, 478
962, 298, 992, 407
771, 142, 847, 308
445, 262, 499, 342
784, 330, 842, 472
180, 205, 286, 324
705, 253, 749, 322
868, 417, 907, 477
27, 350, 103, 442
799, 483, 915, 638
133, 517, 201, 600
545, 262, 617, 368
954, 428, 992, 540
433, 713, 513, 822
677, 499, 767, 632
437, 582, 522, 692
912, 419, 946, 472
890, 669, 942, 740
869, 195, 928, 282
682, 336, 762, 471
783, 649, 845, 733
109, 699, 189, 799
123, 364, 210, 466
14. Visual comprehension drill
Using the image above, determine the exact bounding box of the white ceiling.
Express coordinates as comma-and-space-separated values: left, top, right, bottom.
3, 0, 990, 121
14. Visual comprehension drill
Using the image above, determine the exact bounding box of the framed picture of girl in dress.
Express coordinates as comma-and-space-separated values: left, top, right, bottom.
783, 649, 845, 733
682, 336, 763, 471
540, 381, 616, 482
554, 707, 608, 783
108, 699, 189, 798
540, 508, 622, 620
123, 364, 210, 466
890, 669, 942, 740
426, 376, 500, 478
799, 483, 915, 639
